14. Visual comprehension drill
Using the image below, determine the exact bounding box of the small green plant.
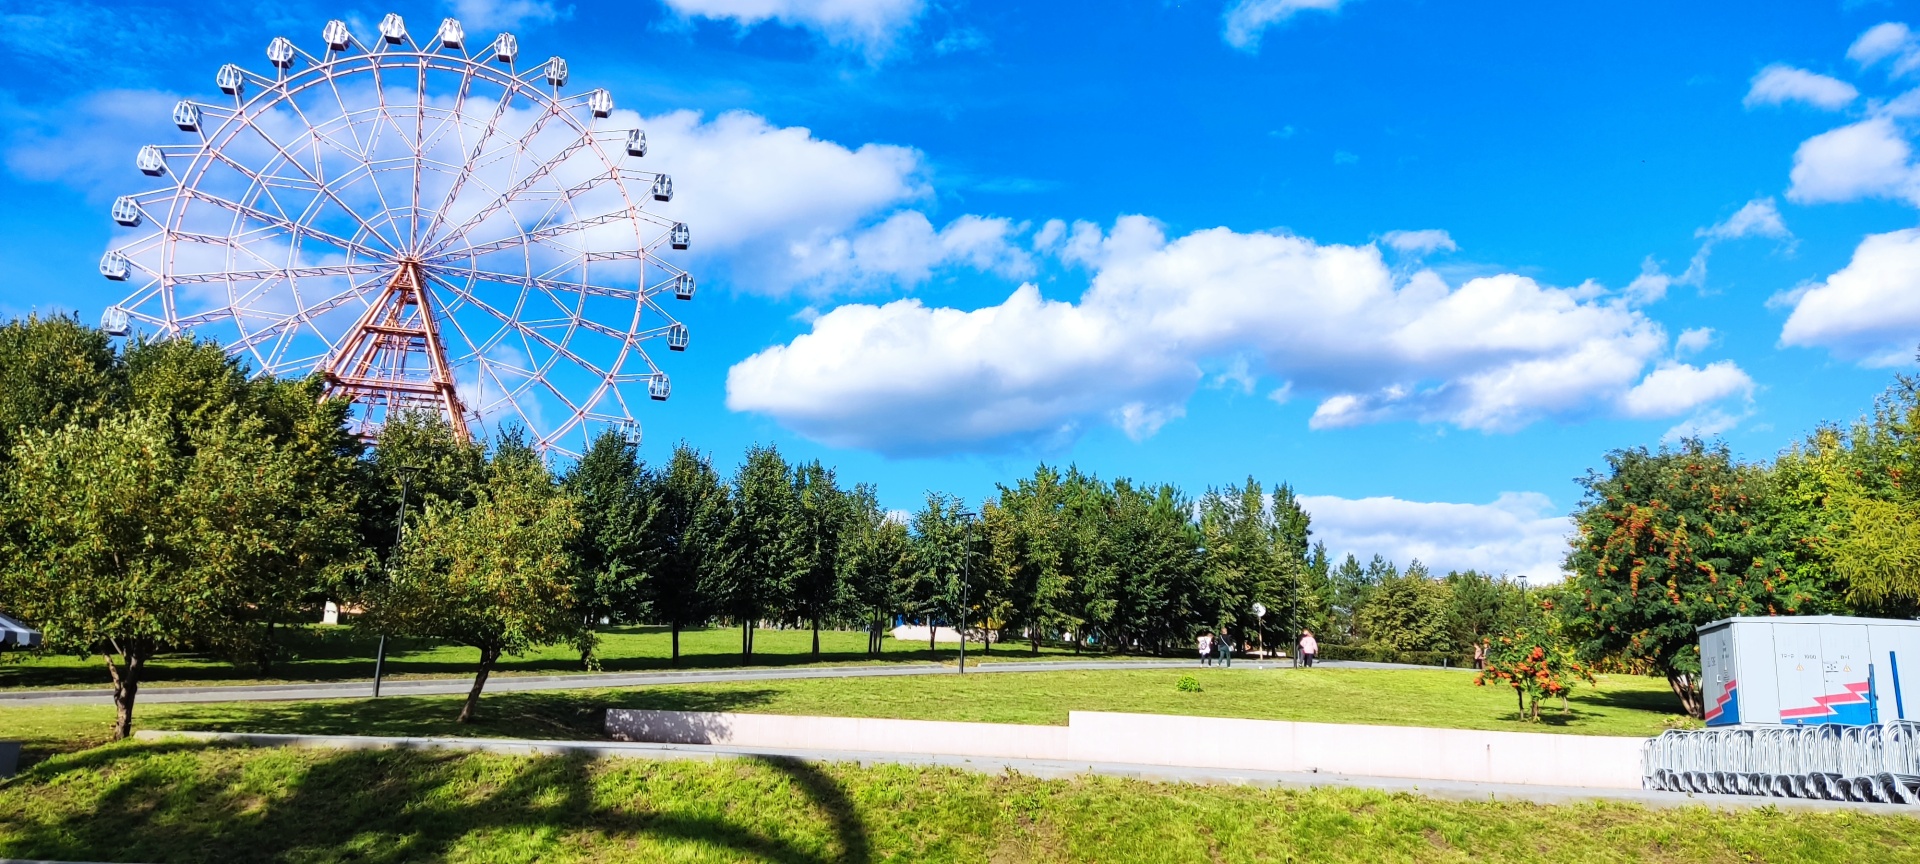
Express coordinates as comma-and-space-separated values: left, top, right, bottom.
1176, 674, 1202, 693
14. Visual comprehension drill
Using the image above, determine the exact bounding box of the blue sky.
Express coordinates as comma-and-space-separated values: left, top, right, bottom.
4, 0, 1920, 577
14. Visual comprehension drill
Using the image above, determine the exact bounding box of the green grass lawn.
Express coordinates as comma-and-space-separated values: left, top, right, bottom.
1, 741, 1911, 863
0, 625, 1093, 691
2, 668, 1688, 771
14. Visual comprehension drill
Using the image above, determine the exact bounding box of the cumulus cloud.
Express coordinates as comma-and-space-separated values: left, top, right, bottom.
1222, 0, 1346, 51
1745, 65, 1859, 110
1780, 228, 1920, 366
660, 0, 926, 56
1850, 22, 1920, 75
1675, 327, 1715, 355
1788, 117, 1919, 205
1698, 197, 1791, 242
728, 217, 1751, 455
448, 0, 568, 29
3, 89, 179, 201
1299, 492, 1572, 580
1620, 361, 1754, 418
1381, 229, 1457, 256
624, 109, 1026, 294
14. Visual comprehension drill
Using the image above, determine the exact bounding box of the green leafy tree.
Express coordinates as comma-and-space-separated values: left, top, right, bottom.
644, 443, 729, 662
715, 445, 799, 660
791, 460, 853, 656
1443, 569, 1526, 652
1098, 479, 1204, 654
563, 430, 652, 642
2, 409, 338, 738
843, 485, 911, 655
1198, 478, 1285, 648
1326, 553, 1374, 644
1475, 597, 1594, 721
0, 314, 120, 462
361, 432, 584, 722
909, 493, 977, 653
1563, 439, 1813, 717
1355, 560, 1453, 653
986, 465, 1077, 654
361, 411, 488, 569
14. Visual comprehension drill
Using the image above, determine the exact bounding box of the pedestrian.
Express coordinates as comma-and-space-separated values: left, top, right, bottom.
1198, 631, 1212, 666
1472, 639, 1487, 671
1216, 630, 1232, 668
1298, 629, 1318, 668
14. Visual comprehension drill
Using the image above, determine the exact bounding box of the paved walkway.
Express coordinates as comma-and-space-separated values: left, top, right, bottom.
129, 729, 1911, 814
0, 658, 1445, 707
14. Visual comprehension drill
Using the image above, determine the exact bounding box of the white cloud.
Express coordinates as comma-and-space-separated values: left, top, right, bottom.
1381, 229, 1457, 255
1787, 117, 1919, 205
729, 217, 1750, 454
1619, 361, 1754, 418
1745, 65, 1859, 110
660, 0, 925, 56
624, 109, 1025, 294
1850, 22, 1920, 75
1675, 327, 1715, 355
3, 89, 179, 201
1299, 492, 1571, 580
1222, 0, 1346, 51
1780, 228, 1920, 366
1661, 407, 1751, 443
1698, 197, 1791, 242
448, 0, 567, 29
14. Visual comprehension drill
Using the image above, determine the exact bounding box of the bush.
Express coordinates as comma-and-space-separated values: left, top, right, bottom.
1176, 675, 1202, 693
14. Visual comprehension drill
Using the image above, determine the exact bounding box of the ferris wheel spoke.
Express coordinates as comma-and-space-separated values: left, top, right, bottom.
416, 73, 546, 252
434, 205, 671, 260
177, 188, 387, 260
422, 132, 597, 255
167, 263, 393, 284
234, 107, 405, 254
422, 263, 643, 301
422, 271, 615, 378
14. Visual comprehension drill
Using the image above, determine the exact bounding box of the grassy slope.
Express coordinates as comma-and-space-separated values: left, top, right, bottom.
2, 742, 1913, 863
0, 625, 1088, 691
3, 669, 1684, 770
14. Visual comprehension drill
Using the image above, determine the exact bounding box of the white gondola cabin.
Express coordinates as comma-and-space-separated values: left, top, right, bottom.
438, 18, 465, 49
173, 101, 200, 131
588, 89, 613, 118
626, 129, 647, 157
323, 20, 352, 51
111, 196, 141, 227
100, 306, 131, 337
380, 14, 407, 45
652, 175, 673, 202
137, 145, 166, 176
99, 251, 131, 281
268, 37, 297, 69
217, 64, 246, 95
494, 33, 518, 63
673, 273, 694, 300
545, 56, 568, 86
667, 323, 688, 351
649, 373, 671, 401
670, 222, 689, 250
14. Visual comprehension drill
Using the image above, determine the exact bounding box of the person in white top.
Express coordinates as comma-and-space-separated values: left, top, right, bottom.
1298, 630, 1318, 668
1197, 632, 1213, 666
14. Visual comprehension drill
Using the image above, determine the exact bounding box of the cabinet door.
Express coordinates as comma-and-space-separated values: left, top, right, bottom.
1817, 625, 1875, 725
1775, 623, 1830, 725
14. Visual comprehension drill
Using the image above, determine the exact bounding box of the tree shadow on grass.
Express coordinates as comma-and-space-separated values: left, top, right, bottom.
2, 743, 873, 864
148, 686, 788, 742
1573, 685, 1685, 716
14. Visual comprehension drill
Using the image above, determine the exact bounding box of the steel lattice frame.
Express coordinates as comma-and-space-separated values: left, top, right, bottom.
100, 14, 693, 457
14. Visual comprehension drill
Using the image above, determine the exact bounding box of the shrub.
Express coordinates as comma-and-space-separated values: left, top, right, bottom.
1176, 674, 1202, 693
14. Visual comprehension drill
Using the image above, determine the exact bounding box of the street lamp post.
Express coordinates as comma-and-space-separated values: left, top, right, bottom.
372, 466, 421, 699
956, 506, 976, 675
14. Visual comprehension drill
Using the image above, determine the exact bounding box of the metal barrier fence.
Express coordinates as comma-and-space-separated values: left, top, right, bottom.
1643, 722, 1920, 803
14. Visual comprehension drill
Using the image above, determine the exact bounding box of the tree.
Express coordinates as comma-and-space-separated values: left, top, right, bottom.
1444, 569, 1525, 652
1098, 480, 1204, 654
1, 409, 336, 738
360, 432, 584, 722
909, 493, 974, 654
0, 314, 119, 462
1326, 554, 1373, 644
564, 430, 651, 644
843, 486, 911, 655
1198, 478, 1285, 648
1356, 560, 1452, 653
1475, 597, 1594, 721
1563, 439, 1812, 717
715, 445, 799, 660
361, 411, 487, 567
986, 465, 1076, 654
643, 443, 728, 663
791, 460, 852, 656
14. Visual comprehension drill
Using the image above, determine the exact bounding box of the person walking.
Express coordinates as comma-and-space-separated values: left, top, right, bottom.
1218, 629, 1232, 668
1198, 631, 1213, 666
1298, 629, 1318, 668
1472, 639, 1487, 671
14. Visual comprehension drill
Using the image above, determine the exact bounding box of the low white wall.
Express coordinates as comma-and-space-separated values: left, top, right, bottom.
603, 709, 1645, 789
605, 709, 1067, 760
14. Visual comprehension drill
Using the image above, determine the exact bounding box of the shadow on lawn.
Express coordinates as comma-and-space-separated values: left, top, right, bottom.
2, 743, 872, 864
150, 687, 789, 742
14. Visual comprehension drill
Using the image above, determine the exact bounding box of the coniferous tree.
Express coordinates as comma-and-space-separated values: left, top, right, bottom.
716, 444, 799, 660
645, 443, 728, 662
791, 460, 853, 656
844, 485, 911, 655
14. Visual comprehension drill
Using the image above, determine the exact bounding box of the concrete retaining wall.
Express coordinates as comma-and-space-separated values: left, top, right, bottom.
604, 709, 1645, 789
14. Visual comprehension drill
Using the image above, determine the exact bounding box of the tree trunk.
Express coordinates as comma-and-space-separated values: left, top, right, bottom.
983, 627, 991, 654
1667, 672, 1703, 719
742, 618, 751, 661
103, 648, 147, 741
671, 622, 681, 665
812, 617, 820, 656
929, 618, 937, 656
1031, 629, 1041, 656
1515, 688, 1524, 718
458, 647, 500, 724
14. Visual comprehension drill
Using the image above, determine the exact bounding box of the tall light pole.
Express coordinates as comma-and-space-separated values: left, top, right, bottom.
372, 465, 421, 699
955, 506, 976, 675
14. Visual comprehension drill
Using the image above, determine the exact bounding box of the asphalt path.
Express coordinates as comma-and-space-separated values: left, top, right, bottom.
0, 658, 1435, 707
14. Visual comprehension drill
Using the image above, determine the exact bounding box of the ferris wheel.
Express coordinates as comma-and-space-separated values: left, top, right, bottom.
98, 13, 694, 457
